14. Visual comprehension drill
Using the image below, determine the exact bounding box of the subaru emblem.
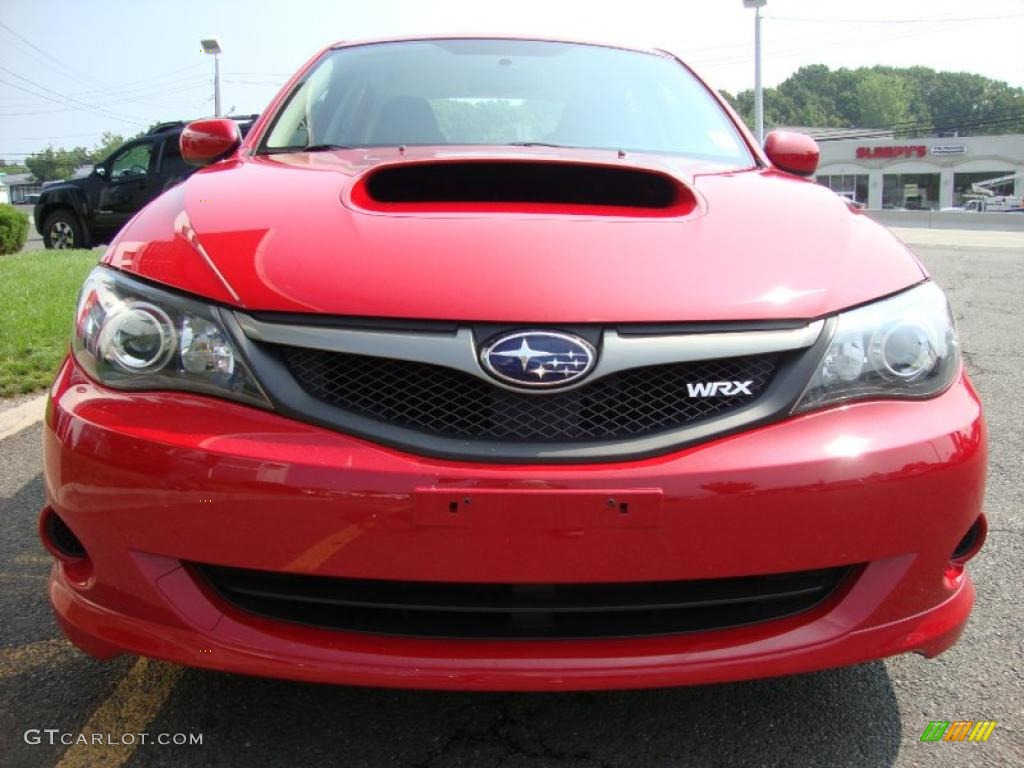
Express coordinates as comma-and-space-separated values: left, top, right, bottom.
480, 331, 597, 389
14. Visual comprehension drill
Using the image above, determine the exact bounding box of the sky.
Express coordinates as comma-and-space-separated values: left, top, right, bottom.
1, 0, 1023, 164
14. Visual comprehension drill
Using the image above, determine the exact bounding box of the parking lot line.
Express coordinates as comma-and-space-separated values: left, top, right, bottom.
0, 638, 77, 679
14, 552, 51, 565
888, 227, 1024, 249
54, 658, 183, 768
0, 394, 47, 442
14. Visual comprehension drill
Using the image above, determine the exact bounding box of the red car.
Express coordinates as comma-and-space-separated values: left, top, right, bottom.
41, 37, 986, 690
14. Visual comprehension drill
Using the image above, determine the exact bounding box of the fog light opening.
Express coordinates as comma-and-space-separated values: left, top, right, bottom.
39, 506, 87, 561
951, 514, 987, 565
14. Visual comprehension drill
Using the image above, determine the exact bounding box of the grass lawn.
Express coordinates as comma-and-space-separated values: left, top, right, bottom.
0, 249, 99, 397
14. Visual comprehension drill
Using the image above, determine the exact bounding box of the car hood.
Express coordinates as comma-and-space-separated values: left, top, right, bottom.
106, 147, 925, 322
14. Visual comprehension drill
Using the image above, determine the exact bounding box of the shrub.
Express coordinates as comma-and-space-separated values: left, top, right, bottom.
0, 204, 29, 255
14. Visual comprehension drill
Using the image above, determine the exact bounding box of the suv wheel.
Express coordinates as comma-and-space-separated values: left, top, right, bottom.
43, 210, 85, 250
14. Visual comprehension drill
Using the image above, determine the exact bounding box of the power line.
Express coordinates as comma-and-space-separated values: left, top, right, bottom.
762, 105, 1024, 137
858, 106, 1024, 132
0, 68, 211, 112
697, 10, 1024, 73
0, 96, 211, 119
679, 6, 1017, 60
761, 99, 1024, 139
765, 13, 1024, 24
221, 79, 286, 87
0, 75, 211, 110
812, 111, 1024, 141
692, 20, 963, 67
691, 3, 1024, 71
71, 66, 209, 98
0, 76, 146, 125
0, 66, 149, 125
0, 132, 109, 141
223, 71, 293, 77
114, 81, 213, 104
0, 20, 101, 88
0, 22, 211, 110
0, 107, 72, 117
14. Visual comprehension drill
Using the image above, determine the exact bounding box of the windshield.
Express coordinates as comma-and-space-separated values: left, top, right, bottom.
260, 39, 752, 165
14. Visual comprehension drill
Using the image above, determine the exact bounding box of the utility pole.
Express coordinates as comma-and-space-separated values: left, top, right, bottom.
743, 1, 766, 144
200, 38, 223, 117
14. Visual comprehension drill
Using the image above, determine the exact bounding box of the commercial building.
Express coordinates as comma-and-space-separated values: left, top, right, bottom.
810, 133, 1024, 210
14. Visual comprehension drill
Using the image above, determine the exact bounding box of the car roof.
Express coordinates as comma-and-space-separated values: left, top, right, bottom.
327, 34, 672, 59
146, 115, 259, 136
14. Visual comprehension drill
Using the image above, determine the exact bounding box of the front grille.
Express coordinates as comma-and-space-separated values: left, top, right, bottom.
279, 348, 779, 442
196, 564, 853, 639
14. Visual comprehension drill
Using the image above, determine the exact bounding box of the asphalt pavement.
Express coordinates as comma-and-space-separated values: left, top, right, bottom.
1, 240, 1021, 767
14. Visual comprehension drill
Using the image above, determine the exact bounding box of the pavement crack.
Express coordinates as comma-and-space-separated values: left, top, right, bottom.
408, 694, 618, 768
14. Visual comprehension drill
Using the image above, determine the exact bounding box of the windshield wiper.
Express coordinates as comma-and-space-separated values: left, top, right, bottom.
260, 143, 353, 155
504, 142, 574, 148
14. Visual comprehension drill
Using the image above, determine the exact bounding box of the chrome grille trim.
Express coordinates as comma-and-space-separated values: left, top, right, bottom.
596, 320, 824, 378
234, 311, 825, 392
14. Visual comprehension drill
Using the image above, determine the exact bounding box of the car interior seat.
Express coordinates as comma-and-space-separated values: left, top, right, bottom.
369, 96, 445, 145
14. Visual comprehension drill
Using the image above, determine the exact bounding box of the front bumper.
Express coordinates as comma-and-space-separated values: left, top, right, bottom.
42, 356, 986, 690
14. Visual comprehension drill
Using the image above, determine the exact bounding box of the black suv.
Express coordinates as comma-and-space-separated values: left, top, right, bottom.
34, 116, 256, 249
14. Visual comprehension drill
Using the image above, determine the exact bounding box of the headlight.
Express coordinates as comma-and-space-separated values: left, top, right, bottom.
794, 281, 960, 413
72, 266, 269, 407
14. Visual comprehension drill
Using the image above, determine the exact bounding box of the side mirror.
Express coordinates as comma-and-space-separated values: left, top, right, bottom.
763, 130, 819, 177
180, 118, 241, 167
93, 165, 106, 177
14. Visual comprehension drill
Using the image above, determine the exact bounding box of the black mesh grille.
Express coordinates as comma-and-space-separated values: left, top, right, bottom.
196, 563, 854, 639
278, 348, 779, 442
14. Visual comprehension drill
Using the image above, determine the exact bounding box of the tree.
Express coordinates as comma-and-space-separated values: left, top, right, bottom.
89, 132, 127, 164
855, 71, 912, 128
725, 65, 1024, 136
432, 99, 559, 144
24, 146, 89, 182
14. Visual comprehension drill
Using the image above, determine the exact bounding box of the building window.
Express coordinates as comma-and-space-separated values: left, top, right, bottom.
953, 170, 1014, 207
816, 174, 869, 205
882, 173, 940, 210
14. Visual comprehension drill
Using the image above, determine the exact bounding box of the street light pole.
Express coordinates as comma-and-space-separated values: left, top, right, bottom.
214, 53, 222, 117
754, 3, 763, 144
200, 38, 223, 118
743, 1, 766, 145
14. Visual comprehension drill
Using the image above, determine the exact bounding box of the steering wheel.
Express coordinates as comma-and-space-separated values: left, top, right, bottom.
129, 164, 148, 176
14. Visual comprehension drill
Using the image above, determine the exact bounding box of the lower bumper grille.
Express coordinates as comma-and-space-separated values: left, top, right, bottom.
195, 564, 854, 639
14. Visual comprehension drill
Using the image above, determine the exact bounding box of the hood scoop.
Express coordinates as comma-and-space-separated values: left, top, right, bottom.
349, 160, 698, 217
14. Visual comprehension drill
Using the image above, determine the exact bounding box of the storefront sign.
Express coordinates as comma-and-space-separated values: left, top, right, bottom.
856, 146, 927, 159
931, 144, 967, 156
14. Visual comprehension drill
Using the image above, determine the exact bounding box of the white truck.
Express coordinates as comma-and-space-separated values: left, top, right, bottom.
961, 173, 1022, 212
